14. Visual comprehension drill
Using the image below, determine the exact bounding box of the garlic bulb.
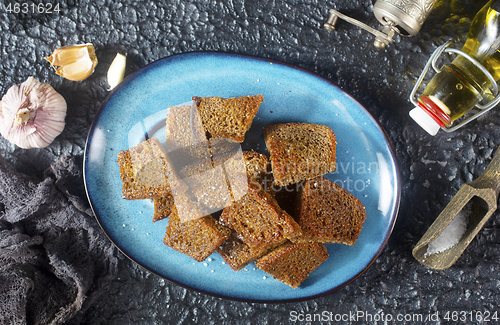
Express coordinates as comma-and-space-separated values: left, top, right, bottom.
0, 77, 67, 149
44, 44, 98, 81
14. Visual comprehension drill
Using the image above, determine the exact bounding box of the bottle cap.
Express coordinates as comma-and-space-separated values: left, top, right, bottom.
409, 105, 440, 136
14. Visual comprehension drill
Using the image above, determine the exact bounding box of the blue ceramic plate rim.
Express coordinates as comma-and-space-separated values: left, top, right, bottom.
84, 52, 401, 303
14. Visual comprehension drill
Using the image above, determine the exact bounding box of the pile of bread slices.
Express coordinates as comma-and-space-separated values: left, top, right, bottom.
117, 95, 366, 289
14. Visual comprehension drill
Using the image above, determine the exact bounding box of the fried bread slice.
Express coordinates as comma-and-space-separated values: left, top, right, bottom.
117, 138, 186, 200
163, 194, 231, 262
263, 123, 336, 186
219, 186, 302, 249
192, 95, 264, 142
294, 176, 366, 245
255, 241, 329, 289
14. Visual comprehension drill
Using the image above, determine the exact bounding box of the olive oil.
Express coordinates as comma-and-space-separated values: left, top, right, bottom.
410, 0, 500, 135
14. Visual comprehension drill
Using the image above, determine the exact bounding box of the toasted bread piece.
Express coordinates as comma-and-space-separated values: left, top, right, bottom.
163, 200, 231, 262
153, 195, 174, 222
255, 241, 329, 289
242, 151, 272, 193
192, 95, 264, 142
179, 146, 267, 212
180, 157, 234, 210
217, 234, 286, 271
165, 104, 207, 149
165, 104, 211, 163
219, 186, 302, 249
220, 150, 272, 196
263, 123, 336, 186
294, 176, 366, 245
117, 138, 186, 200
170, 188, 209, 223
210, 141, 250, 203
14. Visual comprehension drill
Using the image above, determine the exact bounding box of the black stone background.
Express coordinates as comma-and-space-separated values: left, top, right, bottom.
1, 0, 500, 324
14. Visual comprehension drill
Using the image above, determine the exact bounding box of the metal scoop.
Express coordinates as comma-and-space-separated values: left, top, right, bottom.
412, 146, 500, 270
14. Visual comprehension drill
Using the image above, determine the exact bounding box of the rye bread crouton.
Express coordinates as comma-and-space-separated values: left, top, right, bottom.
192, 95, 264, 142
263, 123, 336, 187
255, 241, 329, 289
294, 176, 366, 245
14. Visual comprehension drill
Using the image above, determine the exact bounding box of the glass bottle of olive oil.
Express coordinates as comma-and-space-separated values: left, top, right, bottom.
410, 0, 500, 135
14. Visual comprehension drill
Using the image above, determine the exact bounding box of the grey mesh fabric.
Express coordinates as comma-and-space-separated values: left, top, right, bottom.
0, 155, 118, 325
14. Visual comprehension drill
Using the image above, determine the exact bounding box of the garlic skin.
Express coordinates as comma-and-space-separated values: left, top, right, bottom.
107, 53, 127, 91
0, 77, 67, 149
44, 44, 98, 81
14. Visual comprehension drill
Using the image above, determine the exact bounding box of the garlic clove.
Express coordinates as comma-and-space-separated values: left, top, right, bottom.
107, 53, 127, 91
53, 58, 96, 82
0, 77, 67, 149
44, 43, 98, 81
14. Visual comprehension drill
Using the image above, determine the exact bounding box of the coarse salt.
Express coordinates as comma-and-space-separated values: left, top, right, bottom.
425, 205, 470, 256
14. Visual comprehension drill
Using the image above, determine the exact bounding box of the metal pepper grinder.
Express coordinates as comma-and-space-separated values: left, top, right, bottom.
325, 0, 438, 49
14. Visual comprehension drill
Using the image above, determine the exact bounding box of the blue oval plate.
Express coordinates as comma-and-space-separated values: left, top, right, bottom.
84, 52, 401, 302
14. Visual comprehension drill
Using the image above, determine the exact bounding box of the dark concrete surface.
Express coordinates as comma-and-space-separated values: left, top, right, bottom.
1, 0, 500, 324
